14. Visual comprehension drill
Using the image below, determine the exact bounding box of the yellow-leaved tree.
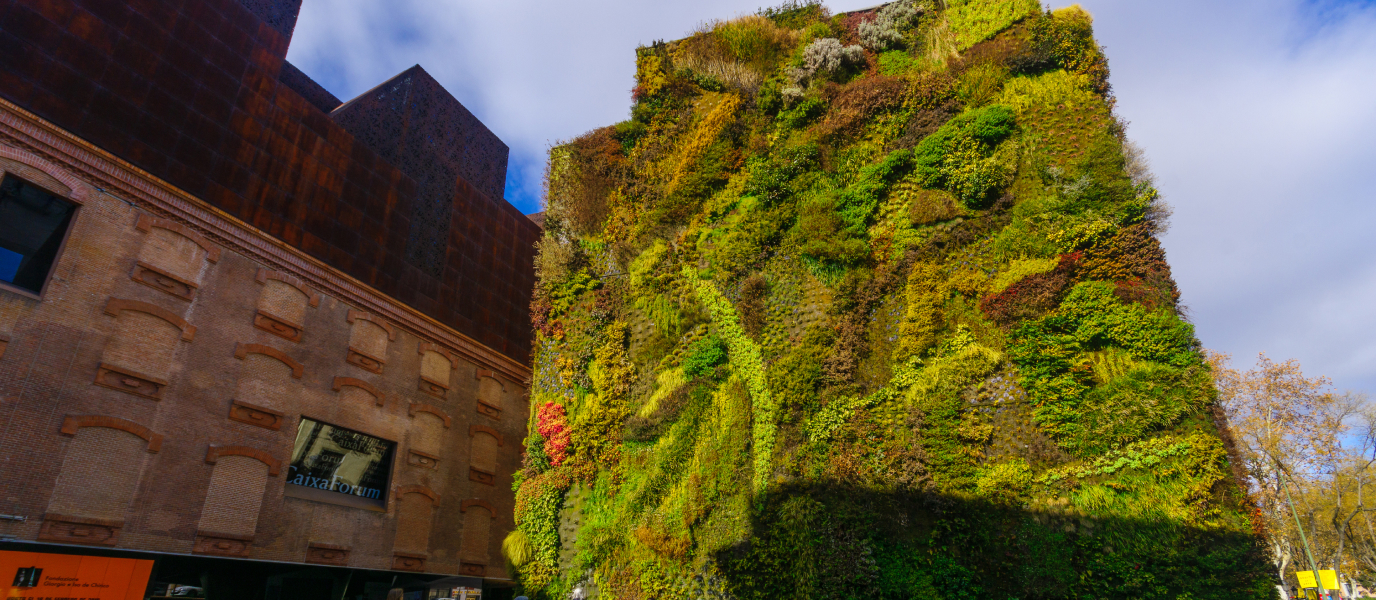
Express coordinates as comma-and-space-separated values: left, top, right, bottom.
1210, 351, 1372, 593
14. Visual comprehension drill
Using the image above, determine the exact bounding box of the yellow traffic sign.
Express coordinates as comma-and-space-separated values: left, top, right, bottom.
1297, 571, 1317, 589
1295, 570, 1339, 590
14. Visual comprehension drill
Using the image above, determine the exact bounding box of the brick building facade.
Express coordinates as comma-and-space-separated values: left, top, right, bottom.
0, 0, 538, 597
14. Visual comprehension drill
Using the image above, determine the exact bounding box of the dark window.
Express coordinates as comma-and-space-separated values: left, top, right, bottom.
288, 417, 395, 508
0, 174, 77, 295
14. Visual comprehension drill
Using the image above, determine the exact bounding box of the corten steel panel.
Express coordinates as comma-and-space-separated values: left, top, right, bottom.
233, 0, 302, 39
0, 0, 541, 361
279, 61, 339, 114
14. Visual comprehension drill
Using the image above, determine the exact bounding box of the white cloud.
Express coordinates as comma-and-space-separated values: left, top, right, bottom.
288, 0, 1376, 394
1080, 0, 1376, 393
288, 0, 877, 212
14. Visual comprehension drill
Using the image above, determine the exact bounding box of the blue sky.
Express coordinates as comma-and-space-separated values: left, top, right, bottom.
286, 0, 1376, 395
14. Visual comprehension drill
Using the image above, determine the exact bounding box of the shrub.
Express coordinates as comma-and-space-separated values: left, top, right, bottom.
1068, 362, 1212, 453
976, 459, 1033, 503
661, 94, 743, 221
1008, 281, 1204, 449
944, 0, 1042, 51
623, 370, 694, 441
759, 0, 830, 29
955, 61, 1009, 107
707, 198, 792, 280
979, 252, 1078, 325
897, 262, 945, 359
836, 148, 914, 230
674, 16, 800, 92
682, 335, 729, 377
858, 1, 922, 50
633, 50, 671, 99
775, 96, 826, 129
912, 103, 1018, 207
546, 127, 626, 236
799, 38, 865, 80
512, 467, 574, 588
685, 267, 776, 491
1077, 222, 1179, 307
548, 269, 599, 317
989, 256, 1059, 292
890, 73, 961, 148
908, 188, 961, 225
996, 69, 1099, 114
737, 274, 769, 337
628, 239, 669, 293
798, 148, 913, 265
815, 75, 909, 140
523, 432, 551, 474
768, 336, 827, 422
502, 529, 534, 568
743, 144, 820, 204
536, 402, 571, 466
1055, 281, 1198, 367
1020, 6, 1110, 94
797, 194, 871, 264
876, 49, 920, 76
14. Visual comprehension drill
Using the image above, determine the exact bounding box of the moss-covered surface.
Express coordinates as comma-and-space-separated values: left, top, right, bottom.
513, 2, 1273, 598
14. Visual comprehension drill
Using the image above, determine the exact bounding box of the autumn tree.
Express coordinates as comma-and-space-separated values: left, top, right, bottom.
1210, 351, 1373, 592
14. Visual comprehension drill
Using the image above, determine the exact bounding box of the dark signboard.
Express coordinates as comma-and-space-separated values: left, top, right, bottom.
289, 418, 395, 508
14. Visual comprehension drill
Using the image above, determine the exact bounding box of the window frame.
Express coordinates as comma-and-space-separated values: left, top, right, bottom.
0, 171, 83, 301
283, 415, 399, 512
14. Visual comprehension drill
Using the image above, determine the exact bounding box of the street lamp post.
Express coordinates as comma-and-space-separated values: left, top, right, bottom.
1277, 459, 1331, 599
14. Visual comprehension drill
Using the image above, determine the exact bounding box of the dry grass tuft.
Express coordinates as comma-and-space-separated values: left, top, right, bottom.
673, 15, 799, 92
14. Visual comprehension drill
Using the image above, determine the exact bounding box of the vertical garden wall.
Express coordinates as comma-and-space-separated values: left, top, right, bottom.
510, 1, 1274, 597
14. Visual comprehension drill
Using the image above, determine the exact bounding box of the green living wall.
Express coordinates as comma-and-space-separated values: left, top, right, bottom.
510, 1, 1274, 598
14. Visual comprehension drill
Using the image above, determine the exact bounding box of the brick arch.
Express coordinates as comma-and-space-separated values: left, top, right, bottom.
460, 499, 496, 518
474, 368, 506, 390
346, 310, 396, 340
135, 214, 221, 262
103, 298, 195, 341
408, 403, 451, 428
394, 484, 438, 503
0, 144, 89, 202
204, 445, 280, 476
332, 377, 385, 406
234, 343, 303, 379
468, 424, 504, 447
255, 268, 320, 307
60, 415, 162, 452
418, 342, 459, 370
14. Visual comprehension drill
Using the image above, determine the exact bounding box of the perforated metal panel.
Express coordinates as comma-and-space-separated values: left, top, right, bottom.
234, 0, 303, 38
330, 66, 510, 277
0, 0, 539, 362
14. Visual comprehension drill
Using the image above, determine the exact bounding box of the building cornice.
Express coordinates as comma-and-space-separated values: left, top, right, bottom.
0, 97, 531, 384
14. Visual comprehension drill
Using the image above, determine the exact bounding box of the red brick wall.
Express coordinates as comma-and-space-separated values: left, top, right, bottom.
0, 0, 540, 361
0, 140, 527, 578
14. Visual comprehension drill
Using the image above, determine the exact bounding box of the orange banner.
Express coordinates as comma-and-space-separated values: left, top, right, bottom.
2, 550, 153, 600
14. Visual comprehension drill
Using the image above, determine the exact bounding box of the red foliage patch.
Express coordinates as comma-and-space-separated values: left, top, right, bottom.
980, 252, 1081, 325
816, 75, 909, 141
537, 402, 571, 466
836, 10, 878, 46
1080, 223, 1180, 308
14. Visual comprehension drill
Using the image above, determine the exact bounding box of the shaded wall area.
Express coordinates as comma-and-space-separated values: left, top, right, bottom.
0, 0, 539, 361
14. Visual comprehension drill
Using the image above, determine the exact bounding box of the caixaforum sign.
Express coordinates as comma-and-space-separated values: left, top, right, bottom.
3, 550, 152, 600
288, 418, 395, 507
286, 465, 384, 500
